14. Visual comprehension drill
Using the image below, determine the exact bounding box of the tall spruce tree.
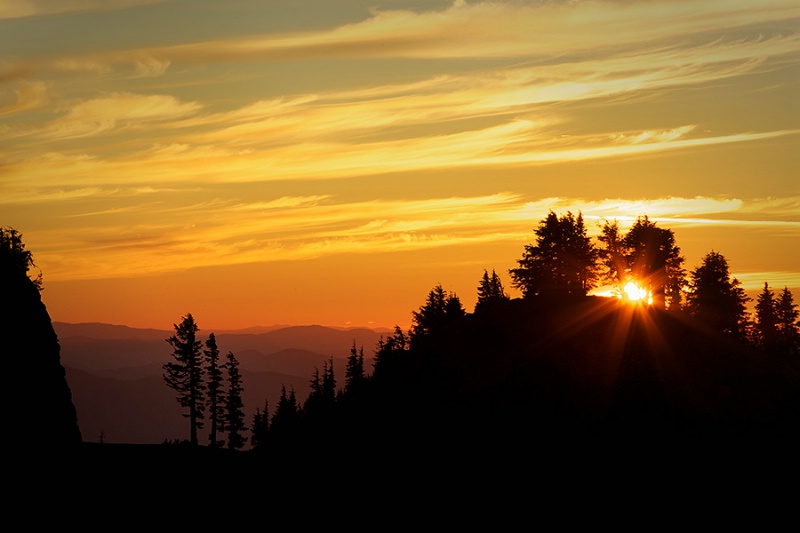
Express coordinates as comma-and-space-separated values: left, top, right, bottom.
597, 220, 627, 288
776, 287, 799, 355
304, 366, 324, 414
686, 251, 750, 338
304, 358, 337, 421
223, 351, 247, 450
755, 282, 779, 351
510, 211, 597, 298
271, 385, 301, 439
475, 269, 509, 313
163, 314, 205, 446
204, 332, 225, 447
373, 325, 408, 381
621, 216, 685, 309
344, 341, 367, 396
250, 400, 270, 451
322, 357, 336, 405
410, 284, 465, 346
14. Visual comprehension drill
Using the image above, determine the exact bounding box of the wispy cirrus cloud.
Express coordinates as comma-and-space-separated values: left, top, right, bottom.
57, 92, 200, 129
27, 192, 800, 281
5, 92, 202, 140
0, 0, 165, 20
4, 1, 797, 183
10, 0, 795, 92
114, 0, 799, 62
30, 192, 529, 280
736, 271, 800, 291
50, 56, 169, 77
0, 80, 48, 115
4, 119, 796, 190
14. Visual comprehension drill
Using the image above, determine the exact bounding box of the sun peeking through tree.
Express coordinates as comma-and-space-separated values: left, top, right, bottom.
598, 216, 685, 309
623, 280, 652, 304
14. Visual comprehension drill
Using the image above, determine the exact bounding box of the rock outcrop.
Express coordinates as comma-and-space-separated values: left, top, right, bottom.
2, 232, 82, 448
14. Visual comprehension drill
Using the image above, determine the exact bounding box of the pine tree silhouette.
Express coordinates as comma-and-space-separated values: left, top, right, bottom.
204, 332, 225, 447
223, 351, 247, 450
163, 314, 205, 446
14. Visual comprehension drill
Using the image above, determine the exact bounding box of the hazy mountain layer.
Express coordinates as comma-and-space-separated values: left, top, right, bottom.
55, 322, 384, 444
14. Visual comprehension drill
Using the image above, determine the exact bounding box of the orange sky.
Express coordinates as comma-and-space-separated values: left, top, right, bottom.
2, 0, 799, 331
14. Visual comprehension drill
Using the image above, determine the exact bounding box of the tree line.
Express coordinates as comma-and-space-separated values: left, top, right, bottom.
6, 221, 798, 452
508, 211, 798, 346
161, 314, 373, 451
161, 211, 799, 450
162, 314, 247, 449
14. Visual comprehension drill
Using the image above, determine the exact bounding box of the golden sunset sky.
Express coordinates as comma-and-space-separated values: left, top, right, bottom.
2, 0, 798, 331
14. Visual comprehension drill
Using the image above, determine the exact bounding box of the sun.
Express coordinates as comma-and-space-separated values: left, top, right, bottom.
622, 281, 652, 305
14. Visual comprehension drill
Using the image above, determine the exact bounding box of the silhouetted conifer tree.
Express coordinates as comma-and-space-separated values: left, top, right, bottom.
271, 385, 301, 439
598, 217, 686, 308
251, 400, 269, 449
373, 325, 408, 380
686, 251, 750, 338
304, 358, 337, 424
304, 366, 324, 416
410, 284, 465, 347
0, 226, 42, 291
250, 400, 270, 451
622, 216, 685, 309
510, 211, 598, 298
322, 357, 336, 404
386, 325, 408, 351
755, 282, 779, 351
223, 351, 247, 450
475, 269, 509, 313
572, 212, 598, 293
598, 220, 627, 288
163, 314, 206, 446
776, 287, 799, 355
344, 341, 368, 396
204, 332, 225, 447
309, 367, 322, 399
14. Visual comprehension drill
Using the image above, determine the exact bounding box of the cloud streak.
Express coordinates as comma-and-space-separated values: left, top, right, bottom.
114, 0, 799, 62
0, 81, 49, 115
4, 16, 797, 185
42, 92, 201, 139
26, 193, 800, 281
6, 120, 795, 190
0, 0, 165, 20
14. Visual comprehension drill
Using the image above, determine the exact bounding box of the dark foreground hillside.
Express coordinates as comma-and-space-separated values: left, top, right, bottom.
329, 297, 800, 443
30, 297, 800, 482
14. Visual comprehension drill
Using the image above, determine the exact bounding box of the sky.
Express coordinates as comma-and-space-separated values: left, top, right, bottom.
2, 0, 798, 332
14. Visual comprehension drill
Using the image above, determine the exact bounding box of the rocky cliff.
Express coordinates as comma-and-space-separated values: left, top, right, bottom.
2, 238, 82, 448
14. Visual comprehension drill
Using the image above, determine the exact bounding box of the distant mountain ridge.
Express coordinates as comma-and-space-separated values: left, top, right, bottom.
54, 322, 386, 445
54, 321, 171, 340
55, 322, 386, 372
53, 321, 388, 341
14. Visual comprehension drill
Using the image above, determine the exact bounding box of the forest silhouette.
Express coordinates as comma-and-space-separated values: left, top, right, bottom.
3, 214, 799, 473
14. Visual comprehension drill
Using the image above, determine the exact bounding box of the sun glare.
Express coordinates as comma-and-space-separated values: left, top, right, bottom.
622, 281, 651, 304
